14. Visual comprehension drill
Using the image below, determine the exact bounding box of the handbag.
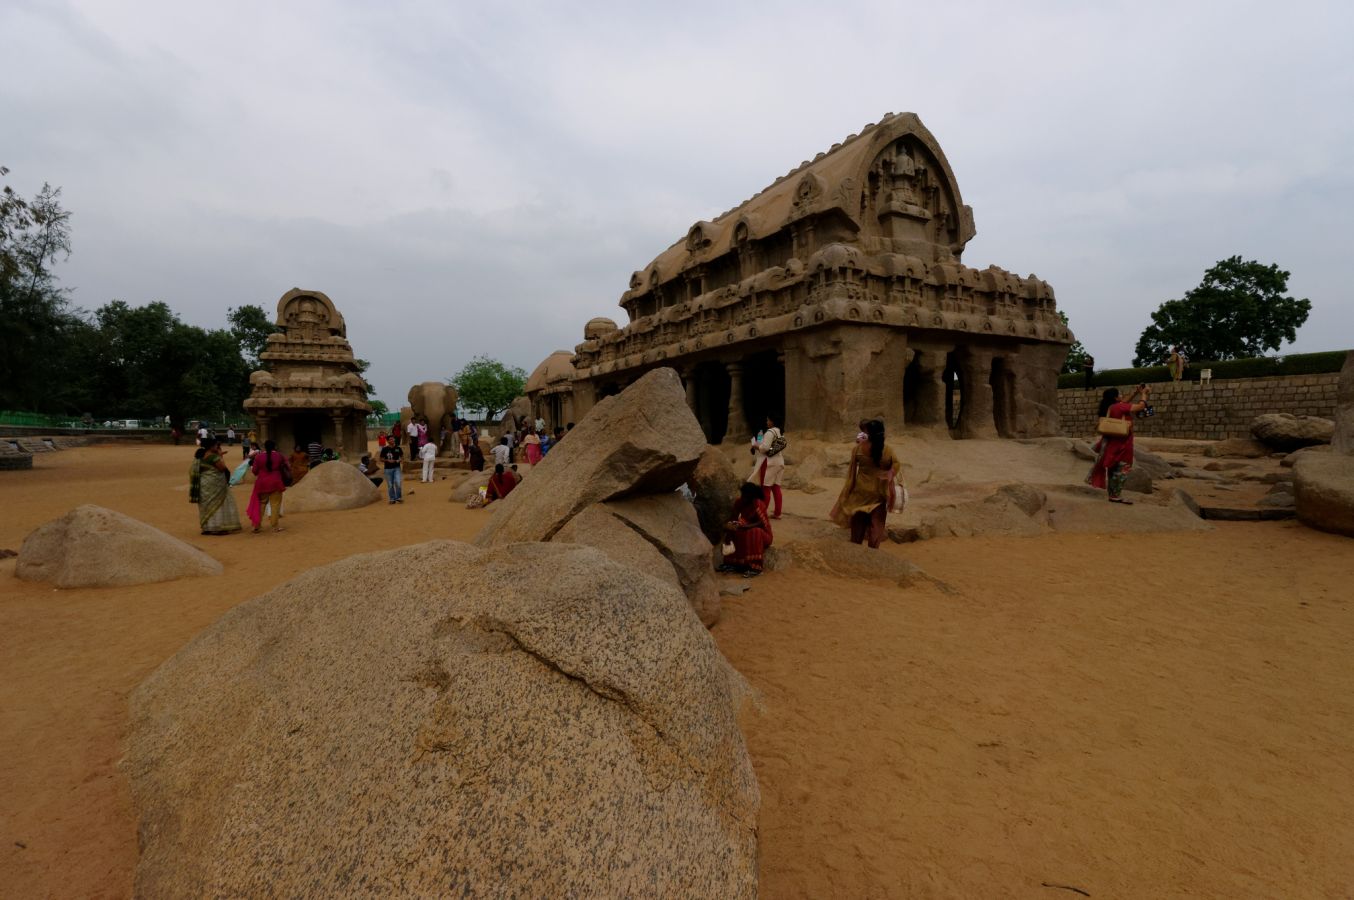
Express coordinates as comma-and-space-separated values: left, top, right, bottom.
767, 432, 788, 457
888, 474, 908, 514
1096, 416, 1131, 437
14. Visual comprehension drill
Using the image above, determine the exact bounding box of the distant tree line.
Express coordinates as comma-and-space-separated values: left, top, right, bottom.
1, 168, 282, 428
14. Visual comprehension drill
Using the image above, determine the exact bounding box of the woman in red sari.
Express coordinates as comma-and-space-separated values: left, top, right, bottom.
720, 482, 774, 577
1087, 385, 1151, 503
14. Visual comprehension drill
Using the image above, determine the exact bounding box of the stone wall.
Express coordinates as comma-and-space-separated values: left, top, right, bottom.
1058, 373, 1341, 440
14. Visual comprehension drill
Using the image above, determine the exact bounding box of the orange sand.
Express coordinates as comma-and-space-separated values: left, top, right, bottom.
2, 443, 1353, 898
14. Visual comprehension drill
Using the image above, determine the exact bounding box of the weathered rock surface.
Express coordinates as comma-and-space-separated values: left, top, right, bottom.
1250, 413, 1335, 452
1294, 454, 1354, 537
476, 368, 706, 546
1125, 448, 1172, 494
606, 493, 721, 627
1335, 351, 1354, 455
16, 505, 222, 588
125, 540, 758, 897
1204, 438, 1270, 459
553, 506, 681, 592
688, 446, 741, 545
283, 461, 381, 513
1281, 445, 1330, 468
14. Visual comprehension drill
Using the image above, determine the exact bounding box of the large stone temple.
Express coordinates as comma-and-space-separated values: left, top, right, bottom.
526, 112, 1074, 442
243, 289, 371, 457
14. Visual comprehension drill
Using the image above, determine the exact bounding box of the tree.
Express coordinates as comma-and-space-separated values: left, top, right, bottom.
86, 300, 251, 429
1133, 256, 1311, 366
1057, 311, 1092, 374
450, 356, 526, 419
227, 303, 280, 370
0, 168, 85, 412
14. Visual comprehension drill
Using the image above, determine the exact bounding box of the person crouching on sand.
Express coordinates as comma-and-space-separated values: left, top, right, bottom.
720, 482, 774, 577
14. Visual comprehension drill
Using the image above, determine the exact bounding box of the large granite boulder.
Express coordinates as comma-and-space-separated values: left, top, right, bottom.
16, 505, 222, 588
606, 494, 722, 627
553, 506, 679, 589
1334, 351, 1354, 455
125, 541, 758, 897
475, 368, 706, 546
283, 461, 381, 513
1294, 453, 1354, 537
688, 446, 741, 545
1250, 413, 1334, 452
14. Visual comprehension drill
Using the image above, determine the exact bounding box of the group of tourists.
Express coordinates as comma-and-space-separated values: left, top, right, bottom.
721, 414, 904, 578
188, 437, 295, 535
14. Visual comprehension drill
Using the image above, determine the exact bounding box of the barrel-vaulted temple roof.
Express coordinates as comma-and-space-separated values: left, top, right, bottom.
621, 112, 976, 308
525, 350, 577, 394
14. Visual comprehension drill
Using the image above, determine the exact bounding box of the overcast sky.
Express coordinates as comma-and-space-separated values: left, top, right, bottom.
4, 0, 1351, 407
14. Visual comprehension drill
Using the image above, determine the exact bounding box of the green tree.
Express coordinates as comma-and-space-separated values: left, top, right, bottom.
0, 168, 87, 412
227, 303, 281, 370
86, 300, 251, 429
1057, 311, 1092, 375
1133, 257, 1311, 366
450, 356, 526, 419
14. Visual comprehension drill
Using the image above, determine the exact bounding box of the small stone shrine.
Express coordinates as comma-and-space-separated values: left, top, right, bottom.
528, 112, 1075, 442
243, 289, 370, 457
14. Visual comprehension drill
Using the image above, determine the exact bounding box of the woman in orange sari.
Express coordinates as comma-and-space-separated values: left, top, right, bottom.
720, 482, 774, 576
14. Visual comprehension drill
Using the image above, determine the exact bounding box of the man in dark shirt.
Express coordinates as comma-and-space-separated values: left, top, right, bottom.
379, 441, 404, 503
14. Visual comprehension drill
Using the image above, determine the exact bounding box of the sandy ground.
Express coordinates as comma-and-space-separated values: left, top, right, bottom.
2, 442, 1353, 898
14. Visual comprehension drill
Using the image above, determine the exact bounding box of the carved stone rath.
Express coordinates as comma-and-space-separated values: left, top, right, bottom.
526, 112, 1073, 442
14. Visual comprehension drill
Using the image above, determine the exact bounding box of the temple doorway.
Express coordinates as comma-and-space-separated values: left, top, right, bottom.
289, 414, 325, 452
690, 361, 730, 443
740, 351, 786, 433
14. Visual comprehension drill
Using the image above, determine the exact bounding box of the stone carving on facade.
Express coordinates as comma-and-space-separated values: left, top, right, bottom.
243, 289, 371, 458
526, 112, 1073, 442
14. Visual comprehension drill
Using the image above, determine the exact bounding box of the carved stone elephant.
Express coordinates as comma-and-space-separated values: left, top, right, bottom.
407, 382, 460, 455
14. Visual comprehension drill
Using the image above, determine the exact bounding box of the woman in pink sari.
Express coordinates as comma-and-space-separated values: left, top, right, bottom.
1087, 385, 1151, 503
523, 430, 542, 466
247, 439, 291, 532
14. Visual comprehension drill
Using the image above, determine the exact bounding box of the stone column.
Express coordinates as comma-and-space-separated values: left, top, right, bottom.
255, 413, 270, 444
957, 349, 999, 439
684, 368, 699, 413
331, 412, 348, 458
725, 362, 750, 443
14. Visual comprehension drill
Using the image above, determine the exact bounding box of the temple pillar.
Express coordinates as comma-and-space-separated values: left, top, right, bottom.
331, 412, 348, 457
683, 368, 698, 414
783, 326, 907, 441
957, 349, 999, 439
255, 413, 270, 444
725, 362, 750, 443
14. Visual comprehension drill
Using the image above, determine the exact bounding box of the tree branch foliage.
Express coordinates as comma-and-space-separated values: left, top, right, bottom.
1133, 256, 1311, 366
0, 168, 271, 425
449, 356, 526, 419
